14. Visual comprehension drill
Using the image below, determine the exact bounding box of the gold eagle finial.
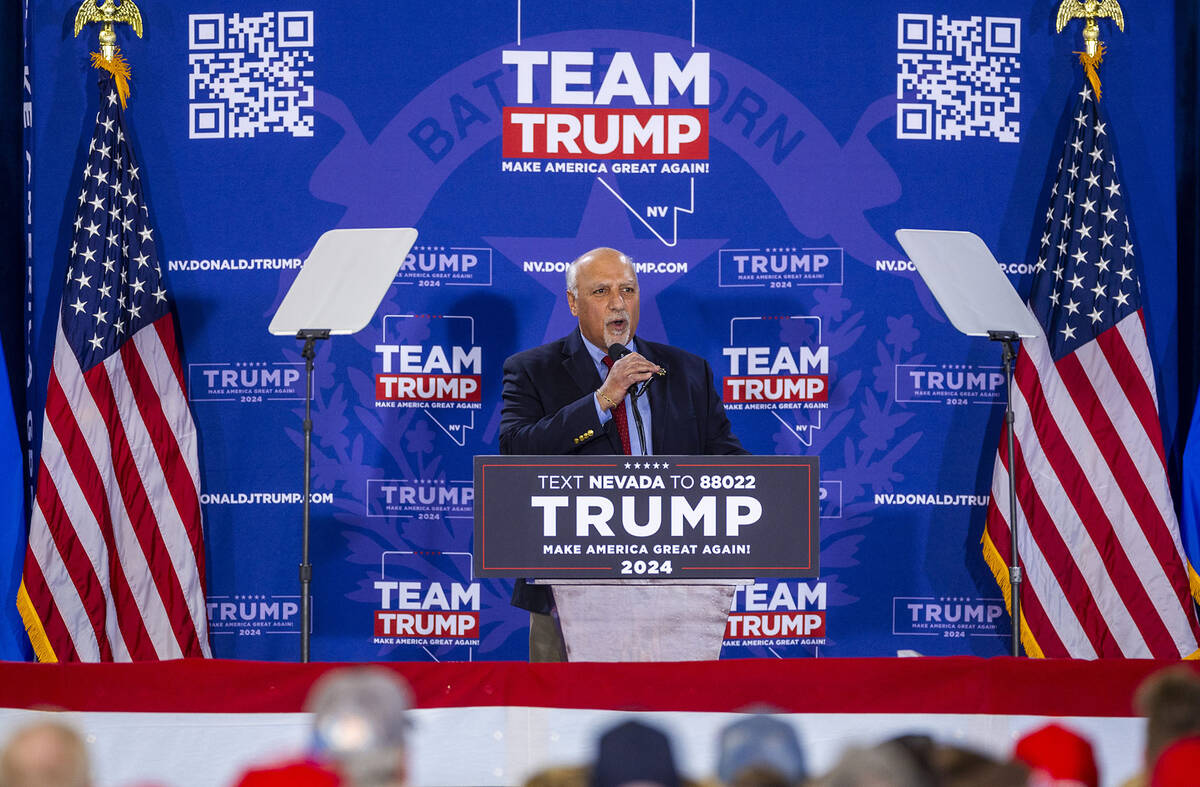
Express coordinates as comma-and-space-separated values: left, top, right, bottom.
1055, 0, 1124, 57
74, 0, 143, 63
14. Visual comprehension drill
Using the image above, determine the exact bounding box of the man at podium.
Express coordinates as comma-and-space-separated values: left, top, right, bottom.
499, 246, 747, 660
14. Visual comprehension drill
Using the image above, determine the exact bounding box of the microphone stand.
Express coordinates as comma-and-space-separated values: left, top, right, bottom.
629, 387, 648, 456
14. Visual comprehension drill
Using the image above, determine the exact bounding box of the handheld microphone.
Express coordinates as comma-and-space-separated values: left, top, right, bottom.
605, 344, 662, 456
607, 344, 668, 381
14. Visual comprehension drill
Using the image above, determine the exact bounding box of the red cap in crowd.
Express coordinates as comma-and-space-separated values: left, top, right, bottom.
1013, 723, 1098, 787
234, 758, 341, 787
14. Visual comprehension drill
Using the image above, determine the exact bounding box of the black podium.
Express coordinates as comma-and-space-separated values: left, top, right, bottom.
475, 455, 820, 661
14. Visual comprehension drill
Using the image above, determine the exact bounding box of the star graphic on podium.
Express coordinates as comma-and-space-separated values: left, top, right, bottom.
485, 179, 727, 345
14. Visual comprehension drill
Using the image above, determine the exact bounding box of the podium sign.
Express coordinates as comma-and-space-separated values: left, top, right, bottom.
473, 455, 819, 579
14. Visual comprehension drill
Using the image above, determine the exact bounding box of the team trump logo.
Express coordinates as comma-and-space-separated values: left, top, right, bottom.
724, 581, 827, 645
722, 317, 830, 408
373, 551, 481, 648
374, 343, 482, 403
722, 316, 832, 447
500, 49, 710, 160
373, 581, 480, 640
723, 344, 829, 405
373, 313, 483, 445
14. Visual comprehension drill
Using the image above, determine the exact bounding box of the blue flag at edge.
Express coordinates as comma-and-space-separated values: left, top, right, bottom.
0, 340, 30, 660
1180, 392, 1200, 587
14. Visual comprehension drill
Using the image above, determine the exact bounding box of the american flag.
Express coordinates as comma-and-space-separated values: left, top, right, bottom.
983, 81, 1200, 658
17, 71, 211, 661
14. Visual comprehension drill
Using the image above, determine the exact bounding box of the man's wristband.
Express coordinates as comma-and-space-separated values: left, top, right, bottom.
597, 390, 619, 410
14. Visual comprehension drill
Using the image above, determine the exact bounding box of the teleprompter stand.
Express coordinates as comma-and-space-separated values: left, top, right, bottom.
895, 229, 1041, 658
296, 327, 328, 664
269, 228, 418, 662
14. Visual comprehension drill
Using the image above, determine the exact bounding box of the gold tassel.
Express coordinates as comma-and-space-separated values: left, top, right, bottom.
1075, 43, 1105, 101
17, 581, 59, 663
981, 529, 1045, 658
90, 48, 131, 108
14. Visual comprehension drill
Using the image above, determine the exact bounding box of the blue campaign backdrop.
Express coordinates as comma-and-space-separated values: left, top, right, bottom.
24, 2, 1182, 661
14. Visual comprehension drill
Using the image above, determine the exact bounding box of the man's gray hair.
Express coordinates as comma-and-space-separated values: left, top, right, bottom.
565, 248, 634, 295
566, 258, 582, 295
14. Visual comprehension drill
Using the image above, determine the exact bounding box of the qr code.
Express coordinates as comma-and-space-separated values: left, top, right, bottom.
187, 12, 314, 139
896, 14, 1020, 143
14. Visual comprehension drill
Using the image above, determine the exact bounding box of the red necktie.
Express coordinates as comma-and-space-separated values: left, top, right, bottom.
601, 356, 632, 455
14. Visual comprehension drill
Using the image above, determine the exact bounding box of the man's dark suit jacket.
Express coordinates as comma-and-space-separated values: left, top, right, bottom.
499, 329, 747, 612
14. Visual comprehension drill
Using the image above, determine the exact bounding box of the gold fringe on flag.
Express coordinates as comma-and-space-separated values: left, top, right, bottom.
90, 48, 131, 108
16, 581, 59, 663
981, 529, 1046, 658
1188, 560, 1200, 607
1185, 561, 1200, 658
1075, 43, 1105, 101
